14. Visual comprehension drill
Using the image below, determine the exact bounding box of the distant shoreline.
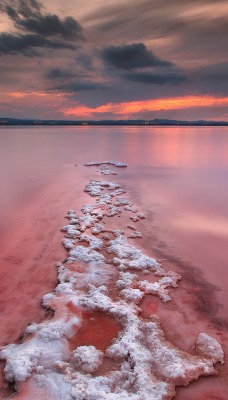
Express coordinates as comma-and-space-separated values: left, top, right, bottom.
1, 118, 228, 126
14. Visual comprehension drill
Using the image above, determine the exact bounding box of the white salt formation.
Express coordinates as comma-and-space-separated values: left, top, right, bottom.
128, 231, 143, 238
127, 224, 137, 230
0, 160, 224, 400
130, 215, 140, 222
91, 223, 106, 235
85, 161, 127, 176
138, 273, 181, 303
84, 161, 128, 167
114, 197, 132, 207
100, 165, 117, 175
72, 346, 104, 373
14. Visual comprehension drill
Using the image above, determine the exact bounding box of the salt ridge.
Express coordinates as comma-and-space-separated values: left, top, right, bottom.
0, 160, 224, 400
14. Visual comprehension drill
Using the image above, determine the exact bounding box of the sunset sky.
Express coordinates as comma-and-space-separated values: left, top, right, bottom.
0, 0, 228, 120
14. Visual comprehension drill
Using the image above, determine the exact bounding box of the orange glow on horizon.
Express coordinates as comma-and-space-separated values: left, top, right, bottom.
9, 91, 62, 98
0, 91, 67, 118
63, 96, 228, 118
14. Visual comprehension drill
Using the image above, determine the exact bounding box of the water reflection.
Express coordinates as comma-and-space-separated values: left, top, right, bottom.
0, 125, 228, 398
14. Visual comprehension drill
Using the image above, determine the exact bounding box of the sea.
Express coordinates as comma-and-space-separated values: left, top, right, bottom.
0, 125, 227, 399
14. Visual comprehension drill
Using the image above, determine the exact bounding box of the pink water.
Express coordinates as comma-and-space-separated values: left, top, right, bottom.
0, 126, 227, 398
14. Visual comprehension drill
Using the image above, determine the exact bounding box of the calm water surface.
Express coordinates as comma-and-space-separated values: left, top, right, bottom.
0, 126, 227, 398
0, 126, 227, 306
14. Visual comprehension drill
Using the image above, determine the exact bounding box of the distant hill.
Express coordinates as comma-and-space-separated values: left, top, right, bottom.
0, 118, 228, 126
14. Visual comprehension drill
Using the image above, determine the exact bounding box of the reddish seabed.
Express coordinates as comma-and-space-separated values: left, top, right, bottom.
0, 157, 227, 397
69, 311, 122, 353
0, 165, 90, 396
113, 168, 228, 396
137, 217, 228, 399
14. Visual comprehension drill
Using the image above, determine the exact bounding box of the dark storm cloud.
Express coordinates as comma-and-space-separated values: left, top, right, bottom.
53, 82, 108, 92
0, 33, 75, 55
0, 0, 84, 55
101, 43, 172, 70
0, 0, 42, 20
46, 68, 77, 80
121, 70, 186, 85
1, 0, 84, 41
99, 42, 184, 88
18, 15, 84, 41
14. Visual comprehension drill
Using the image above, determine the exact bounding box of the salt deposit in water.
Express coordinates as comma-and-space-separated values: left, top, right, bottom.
0, 160, 224, 400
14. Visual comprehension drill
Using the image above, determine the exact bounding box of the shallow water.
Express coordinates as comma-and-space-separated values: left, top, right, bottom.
0, 125, 227, 398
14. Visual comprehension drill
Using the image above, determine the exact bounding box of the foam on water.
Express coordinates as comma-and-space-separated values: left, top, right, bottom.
0, 161, 224, 399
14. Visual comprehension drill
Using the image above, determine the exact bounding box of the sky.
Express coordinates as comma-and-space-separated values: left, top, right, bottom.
0, 0, 228, 120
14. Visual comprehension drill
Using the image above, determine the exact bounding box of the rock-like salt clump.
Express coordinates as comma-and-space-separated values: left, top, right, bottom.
72, 346, 104, 373
85, 161, 127, 167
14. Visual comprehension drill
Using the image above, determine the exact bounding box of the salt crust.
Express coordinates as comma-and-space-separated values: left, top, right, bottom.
124, 205, 138, 213
128, 231, 142, 239
116, 272, 138, 290
137, 212, 146, 219
0, 161, 224, 400
109, 188, 126, 197
76, 286, 223, 397
127, 224, 137, 231
81, 204, 105, 220
67, 210, 77, 219
85, 161, 128, 167
62, 238, 76, 250
105, 205, 121, 217
72, 346, 104, 373
0, 313, 82, 383
107, 234, 164, 274
81, 204, 97, 215
130, 216, 140, 222
96, 193, 112, 205
79, 214, 100, 228
79, 234, 103, 250
196, 333, 224, 363
91, 223, 106, 235
120, 288, 144, 303
0, 285, 223, 399
138, 273, 182, 303
84, 180, 121, 197
114, 197, 132, 207
67, 245, 105, 265
100, 165, 118, 175
61, 225, 81, 237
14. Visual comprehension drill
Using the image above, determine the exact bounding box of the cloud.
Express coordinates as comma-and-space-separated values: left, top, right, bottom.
18, 15, 84, 41
0, 33, 76, 55
76, 52, 94, 71
121, 70, 186, 85
185, 62, 228, 96
0, 0, 84, 55
1, 0, 227, 121
53, 81, 108, 92
0, 0, 42, 20
197, 62, 228, 81
46, 68, 78, 80
99, 42, 184, 87
84, 0, 228, 64
100, 43, 172, 70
